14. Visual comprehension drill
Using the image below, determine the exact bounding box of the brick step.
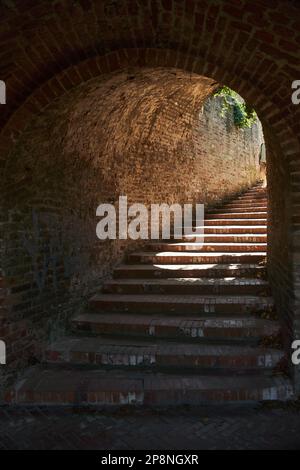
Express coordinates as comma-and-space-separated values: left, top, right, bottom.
223, 207, 267, 213
203, 219, 267, 226
246, 188, 266, 192
113, 263, 266, 279
211, 207, 267, 214
240, 186, 265, 189
128, 251, 266, 264
237, 190, 266, 195
237, 202, 267, 207
147, 242, 267, 252
174, 234, 267, 243
234, 203, 267, 208
223, 194, 268, 202
193, 226, 267, 234
45, 336, 284, 373
237, 192, 267, 197
224, 201, 267, 208
6, 367, 293, 405
103, 278, 270, 296
72, 313, 279, 342
243, 196, 266, 201
206, 212, 267, 219
236, 197, 267, 202
89, 293, 273, 315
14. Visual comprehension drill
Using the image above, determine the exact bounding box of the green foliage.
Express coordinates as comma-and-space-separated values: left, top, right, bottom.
214, 86, 257, 129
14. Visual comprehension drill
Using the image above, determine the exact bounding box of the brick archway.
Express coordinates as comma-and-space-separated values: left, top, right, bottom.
1, 0, 300, 394
1, 47, 299, 155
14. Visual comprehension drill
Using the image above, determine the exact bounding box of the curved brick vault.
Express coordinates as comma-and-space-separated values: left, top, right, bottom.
1, 0, 300, 391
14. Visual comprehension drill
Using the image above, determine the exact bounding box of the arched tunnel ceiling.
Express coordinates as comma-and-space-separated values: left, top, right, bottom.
0, 0, 300, 137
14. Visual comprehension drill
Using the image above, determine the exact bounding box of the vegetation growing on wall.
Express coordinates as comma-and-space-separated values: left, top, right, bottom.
214, 86, 257, 129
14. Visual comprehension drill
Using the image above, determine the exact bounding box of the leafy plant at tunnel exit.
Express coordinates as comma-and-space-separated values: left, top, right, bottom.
214, 86, 257, 129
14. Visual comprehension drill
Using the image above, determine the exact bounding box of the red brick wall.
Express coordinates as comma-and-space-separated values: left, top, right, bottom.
265, 125, 295, 378
0, 68, 262, 394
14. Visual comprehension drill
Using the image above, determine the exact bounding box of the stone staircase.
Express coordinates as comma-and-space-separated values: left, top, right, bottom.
6, 184, 294, 406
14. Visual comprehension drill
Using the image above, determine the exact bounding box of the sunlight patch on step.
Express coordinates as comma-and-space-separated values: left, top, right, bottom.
152, 264, 243, 270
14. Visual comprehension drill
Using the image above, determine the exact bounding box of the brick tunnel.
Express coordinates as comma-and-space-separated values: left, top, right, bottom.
0, 0, 300, 405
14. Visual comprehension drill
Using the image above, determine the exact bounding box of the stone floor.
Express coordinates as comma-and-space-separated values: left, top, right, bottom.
1, 403, 300, 450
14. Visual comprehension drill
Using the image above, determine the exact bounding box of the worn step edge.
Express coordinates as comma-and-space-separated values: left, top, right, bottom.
103, 278, 270, 295
113, 264, 266, 279
45, 336, 284, 370
128, 252, 266, 264
6, 368, 293, 405
89, 293, 274, 315
72, 313, 280, 341
146, 242, 267, 252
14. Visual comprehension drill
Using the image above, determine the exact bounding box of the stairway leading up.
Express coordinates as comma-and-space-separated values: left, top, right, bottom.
6, 184, 293, 406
